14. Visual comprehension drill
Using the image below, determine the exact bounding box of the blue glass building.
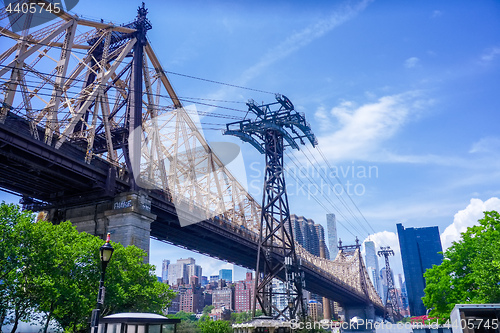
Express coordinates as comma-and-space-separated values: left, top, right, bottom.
219, 269, 232, 282
397, 223, 443, 316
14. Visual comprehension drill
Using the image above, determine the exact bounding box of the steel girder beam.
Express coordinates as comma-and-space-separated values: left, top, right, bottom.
0, 113, 128, 204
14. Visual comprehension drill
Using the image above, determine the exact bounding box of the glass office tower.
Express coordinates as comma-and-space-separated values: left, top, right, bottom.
397, 223, 443, 316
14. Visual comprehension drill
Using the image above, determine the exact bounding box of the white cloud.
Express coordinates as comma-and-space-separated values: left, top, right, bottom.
440, 197, 500, 250
314, 105, 330, 131
239, 0, 373, 85
480, 47, 500, 63
469, 136, 500, 154
313, 91, 428, 162
404, 57, 420, 68
431, 10, 442, 18
374, 151, 466, 165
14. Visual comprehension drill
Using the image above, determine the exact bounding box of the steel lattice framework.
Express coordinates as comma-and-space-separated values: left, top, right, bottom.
378, 246, 403, 322
224, 95, 316, 320
0, 0, 383, 314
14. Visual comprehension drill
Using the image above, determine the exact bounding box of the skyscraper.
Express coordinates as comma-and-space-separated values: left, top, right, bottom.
315, 224, 330, 259
364, 241, 382, 297
308, 300, 324, 321
187, 262, 202, 280
327, 213, 338, 258
167, 257, 201, 285
289, 214, 329, 258
379, 267, 394, 304
162, 259, 170, 283
168, 261, 187, 286
271, 279, 289, 318
219, 269, 232, 282
397, 223, 443, 316
201, 276, 208, 287
398, 273, 409, 315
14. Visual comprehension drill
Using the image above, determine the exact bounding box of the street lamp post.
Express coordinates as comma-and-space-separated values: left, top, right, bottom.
90, 233, 114, 333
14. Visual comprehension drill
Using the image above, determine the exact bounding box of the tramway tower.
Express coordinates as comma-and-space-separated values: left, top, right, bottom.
378, 246, 403, 322
224, 94, 317, 320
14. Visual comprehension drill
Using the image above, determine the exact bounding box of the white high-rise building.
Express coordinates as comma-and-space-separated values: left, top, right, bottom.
364, 240, 382, 298
187, 263, 202, 280
162, 259, 170, 283
380, 267, 395, 305
167, 257, 201, 285
167, 262, 187, 285
271, 279, 289, 318
326, 214, 338, 258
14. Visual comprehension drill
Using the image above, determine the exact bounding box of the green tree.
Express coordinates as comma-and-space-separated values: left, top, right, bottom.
198, 319, 232, 333
423, 211, 500, 319
177, 321, 200, 333
202, 305, 214, 315
29, 219, 102, 333
170, 311, 199, 333
103, 243, 176, 315
230, 311, 253, 323
0, 203, 42, 333
199, 305, 215, 322
0, 203, 175, 332
171, 311, 198, 322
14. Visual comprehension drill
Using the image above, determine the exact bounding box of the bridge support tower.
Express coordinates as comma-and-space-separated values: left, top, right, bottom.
45, 192, 155, 262
319, 238, 332, 320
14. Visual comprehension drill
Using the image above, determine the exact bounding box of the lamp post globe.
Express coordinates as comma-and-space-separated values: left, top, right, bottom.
100, 233, 114, 269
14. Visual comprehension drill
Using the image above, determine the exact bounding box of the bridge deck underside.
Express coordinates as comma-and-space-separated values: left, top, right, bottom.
0, 114, 129, 204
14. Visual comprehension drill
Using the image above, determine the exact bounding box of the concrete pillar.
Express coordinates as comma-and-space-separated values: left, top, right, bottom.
60, 191, 156, 262
319, 239, 332, 320
105, 192, 156, 261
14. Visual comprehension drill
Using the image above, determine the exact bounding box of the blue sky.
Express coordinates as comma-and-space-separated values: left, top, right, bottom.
1, 0, 500, 283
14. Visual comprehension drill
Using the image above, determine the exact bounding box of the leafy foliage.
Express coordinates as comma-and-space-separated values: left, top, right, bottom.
0, 204, 38, 332
198, 319, 232, 333
230, 310, 262, 323
170, 311, 198, 322
177, 320, 200, 333
202, 305, 214, 315
0, 203, 175, 332
423, 211, 500, 318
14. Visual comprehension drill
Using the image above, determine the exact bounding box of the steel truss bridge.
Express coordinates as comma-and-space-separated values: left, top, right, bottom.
0, 1, 383, 315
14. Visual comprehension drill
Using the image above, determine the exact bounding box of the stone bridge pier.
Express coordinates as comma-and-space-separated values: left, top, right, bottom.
46, 192, 156, 262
